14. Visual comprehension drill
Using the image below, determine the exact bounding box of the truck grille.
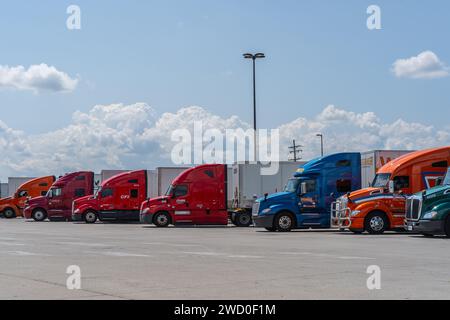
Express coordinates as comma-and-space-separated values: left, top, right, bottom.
252, 202, 261, 217
406, 197, 422, 221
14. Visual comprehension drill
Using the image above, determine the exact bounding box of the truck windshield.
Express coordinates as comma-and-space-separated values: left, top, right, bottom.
443, 168, 450, 185
284, 179, 300, 193
372, 173, 391, 188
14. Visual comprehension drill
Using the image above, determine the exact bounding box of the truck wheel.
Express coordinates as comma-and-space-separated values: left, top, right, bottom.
32, 209, 47, 222
3, 208, 16, 219
275, 212, 294, 232
365, 212, 388, 235
84, 211, 98, 224
445, 216, 450, 238
235, 212, 252, 227
154, 212, 170, 228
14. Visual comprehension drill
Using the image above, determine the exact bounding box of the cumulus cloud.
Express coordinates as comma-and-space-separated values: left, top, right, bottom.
392, 51, 449, 79
0, 103, 450, 179
0, 63, 78, 93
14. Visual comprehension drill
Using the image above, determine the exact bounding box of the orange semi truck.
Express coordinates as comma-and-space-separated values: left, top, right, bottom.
0, 176, 56, 219
332, 146, 450, 234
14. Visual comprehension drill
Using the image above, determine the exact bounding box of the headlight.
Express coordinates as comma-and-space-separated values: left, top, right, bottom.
262, 208, 271, 214
350, 210, 361, 217
423, 211, 438, 220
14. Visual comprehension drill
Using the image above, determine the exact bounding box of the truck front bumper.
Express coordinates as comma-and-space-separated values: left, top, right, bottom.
71, 214, 83, 222
140, 213, 154, 224
406, 220, 444, 235
253, 214, 275, 228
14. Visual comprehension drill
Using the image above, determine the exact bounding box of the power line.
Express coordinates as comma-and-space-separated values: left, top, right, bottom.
289, 139, 303, 162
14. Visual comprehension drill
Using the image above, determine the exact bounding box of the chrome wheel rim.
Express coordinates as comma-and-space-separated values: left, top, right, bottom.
157, 215, 168, 226
279, 216, 292, 229
239, 214, 250, 225
86, 212, 96, 222
370, 216, 384, 232
34, 211, 44, 221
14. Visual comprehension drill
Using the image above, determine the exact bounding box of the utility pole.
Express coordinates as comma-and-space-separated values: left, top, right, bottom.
289, 140, 303, 162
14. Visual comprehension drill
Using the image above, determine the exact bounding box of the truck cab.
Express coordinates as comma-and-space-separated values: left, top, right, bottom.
140, 164, 229, 227
23, 171, 94, 221
333, 146, 450, 234
253, 153, 361, 232
0, 176, 55, 219
405, 167, 450, 237
72, 170, 149, 223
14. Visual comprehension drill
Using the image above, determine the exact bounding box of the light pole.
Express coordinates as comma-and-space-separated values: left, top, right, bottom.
316, 133, 324, 157
243, 52, 265, 161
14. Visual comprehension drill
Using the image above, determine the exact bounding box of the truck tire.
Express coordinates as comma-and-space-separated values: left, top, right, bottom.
32, 209, 47, 222
154, 212, 171, 228
235, 212, 252, 227
364, 211, 388, 235
84, 211, 98, 224
3, 208, 16, 219
445, 216, 450, 238
275, 212, 294, 232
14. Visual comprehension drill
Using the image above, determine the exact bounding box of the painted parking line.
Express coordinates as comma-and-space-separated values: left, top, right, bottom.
183, 252, 264, 259
2, 251, 51, 257
279, 252, 375, 260
85, 251, 151, 257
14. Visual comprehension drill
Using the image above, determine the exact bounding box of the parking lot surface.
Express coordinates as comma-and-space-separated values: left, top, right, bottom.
0, 219, 449, 300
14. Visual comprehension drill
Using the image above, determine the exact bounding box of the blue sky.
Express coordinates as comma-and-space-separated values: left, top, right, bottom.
1, 0, 449, 133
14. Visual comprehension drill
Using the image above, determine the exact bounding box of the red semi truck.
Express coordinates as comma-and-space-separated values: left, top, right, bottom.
140, 164, 229, 226
23, 171, 94, 222
72, 170, 149, 223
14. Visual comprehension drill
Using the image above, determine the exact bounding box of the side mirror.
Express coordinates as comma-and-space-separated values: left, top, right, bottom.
436, 177, 443, 186
300, 182, 307, 195
388, 180, 395, 194
264, 193, 269, 201
330, 192, 335, 199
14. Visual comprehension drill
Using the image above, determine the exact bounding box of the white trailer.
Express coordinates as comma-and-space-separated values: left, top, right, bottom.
150, 167, 191, 198
230, 161, 306, 209
361, 150, 413, 188
0, 183, 8, 198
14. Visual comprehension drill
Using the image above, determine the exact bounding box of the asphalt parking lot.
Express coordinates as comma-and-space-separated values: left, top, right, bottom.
0, 219, 449, 300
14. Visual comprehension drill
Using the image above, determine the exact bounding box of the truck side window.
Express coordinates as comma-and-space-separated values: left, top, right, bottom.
336, 179, 352, 193
303, 180, 316, 193
393, 176, 409, 190
75, 176, 86, 181
432, 161, 448, 168
39, 183, 48, 187
128, 179, 138, 184
18, 190, 28, 197
75, 189, 86, 197
101, 188, 113, 198
173, 185, 188, 198
41, 191, 47, 196
336, 160, 351, 167
204, 170, 214, 178
130, 189, 139, 198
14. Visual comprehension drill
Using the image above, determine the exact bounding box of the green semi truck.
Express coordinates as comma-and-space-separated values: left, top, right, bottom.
406, 167, 450, 237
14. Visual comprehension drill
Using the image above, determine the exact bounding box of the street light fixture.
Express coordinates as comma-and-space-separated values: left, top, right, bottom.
316, 133, 324, 157
243, 52, 265, 161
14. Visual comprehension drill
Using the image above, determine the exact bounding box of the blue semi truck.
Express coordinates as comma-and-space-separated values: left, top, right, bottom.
252, 153, 363, 232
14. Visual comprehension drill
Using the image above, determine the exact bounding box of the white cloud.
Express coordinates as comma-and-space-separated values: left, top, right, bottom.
0, 63, 78, 93
0, 103, 449, 179
392, 51, 449, 79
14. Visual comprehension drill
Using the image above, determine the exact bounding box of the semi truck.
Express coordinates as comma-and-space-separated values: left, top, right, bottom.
139, 162, 302, 227
23, 171, 94, 222
252, 151, 412, 232
72, 170, 151, 223
405, 166, 450, 237
0, 176, 55, 218
332, 146, 450, 234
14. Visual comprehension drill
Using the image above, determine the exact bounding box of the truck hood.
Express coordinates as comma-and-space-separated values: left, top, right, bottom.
148, 196, 170, 206
257, 192, 293, 203
0, 197, 13, 205
27, 196, 48, 206
348, 187, 385, 201
417, 185, 450, 198
74, 195, 96, 207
